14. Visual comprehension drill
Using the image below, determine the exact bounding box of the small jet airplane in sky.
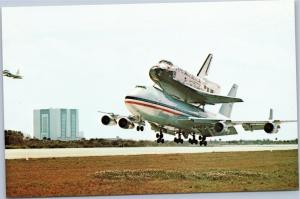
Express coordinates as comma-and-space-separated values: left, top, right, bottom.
3, 69, 23, 79
100, 54, 296, 146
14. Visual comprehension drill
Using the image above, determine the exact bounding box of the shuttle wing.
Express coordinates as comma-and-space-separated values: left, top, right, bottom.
181, 83, 243, 105
153, 70, 243, 104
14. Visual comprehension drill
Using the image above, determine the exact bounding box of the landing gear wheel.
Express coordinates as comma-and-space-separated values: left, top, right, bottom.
156, 138, 164, 144
175, 138, 182, 144
159, 132, 163, 139
137, 126, 140, 131
156, 131, 164, 144
188, 133, 197, 145
199, 135, 207, 146
140, 126, 144, 131
174, 133, 183, 144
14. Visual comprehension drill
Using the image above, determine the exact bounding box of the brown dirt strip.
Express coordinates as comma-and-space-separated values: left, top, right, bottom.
6, 149, 299, 197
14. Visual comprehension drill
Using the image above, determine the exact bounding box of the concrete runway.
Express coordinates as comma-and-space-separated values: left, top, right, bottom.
5, 144, 298, 159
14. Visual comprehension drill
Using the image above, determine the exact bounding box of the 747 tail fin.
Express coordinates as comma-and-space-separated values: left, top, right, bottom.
269, 108, 273, 120
219, 84, 238, 118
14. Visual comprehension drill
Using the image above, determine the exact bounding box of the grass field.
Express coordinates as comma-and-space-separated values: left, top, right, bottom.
6, 150, 299, 197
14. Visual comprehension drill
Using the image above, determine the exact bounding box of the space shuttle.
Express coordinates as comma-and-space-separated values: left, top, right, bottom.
149, 54, 243, 106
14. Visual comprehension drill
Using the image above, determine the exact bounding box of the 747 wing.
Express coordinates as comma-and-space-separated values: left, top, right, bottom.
177, 109, 296, 135
232, 109, 296, 134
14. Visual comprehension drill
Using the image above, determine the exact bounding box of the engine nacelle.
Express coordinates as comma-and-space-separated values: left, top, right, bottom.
101, 115, 117, 126
118, 118, 135, 129
264, 122, 280, 134
214, 122, 228, 133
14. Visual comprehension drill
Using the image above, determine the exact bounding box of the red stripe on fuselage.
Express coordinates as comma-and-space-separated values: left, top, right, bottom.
125, 100, 182, 116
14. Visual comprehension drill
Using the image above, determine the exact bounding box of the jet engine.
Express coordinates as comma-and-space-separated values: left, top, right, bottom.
264, 122, 280, 134
101, 115, 117, 126
118, 118, 135, 129
214, 122, 228, 133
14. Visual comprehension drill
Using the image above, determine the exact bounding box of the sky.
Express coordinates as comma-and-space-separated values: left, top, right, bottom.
2, 0, 298, 141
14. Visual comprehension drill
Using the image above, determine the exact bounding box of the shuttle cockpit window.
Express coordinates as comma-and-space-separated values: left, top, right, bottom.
159, 60, 173, 66
158, 60, 175, 71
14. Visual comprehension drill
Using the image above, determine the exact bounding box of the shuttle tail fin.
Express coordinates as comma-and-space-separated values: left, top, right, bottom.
197, 53, 213, 77
219, 84, 238, 118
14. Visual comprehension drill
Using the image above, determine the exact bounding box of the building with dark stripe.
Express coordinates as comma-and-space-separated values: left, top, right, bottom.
33, 108, 82, 140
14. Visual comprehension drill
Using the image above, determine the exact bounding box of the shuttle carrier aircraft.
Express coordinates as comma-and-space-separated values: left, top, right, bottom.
100, 54, 296, 146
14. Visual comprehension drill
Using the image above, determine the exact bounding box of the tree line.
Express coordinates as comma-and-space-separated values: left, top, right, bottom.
4, 130, 298, 149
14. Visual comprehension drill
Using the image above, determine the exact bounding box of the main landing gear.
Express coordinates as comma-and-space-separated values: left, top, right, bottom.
156, 129, 164, 143
199, 135, 207, 146
136, 125, 144, 131
188, 133, 198, 145
174, 133, 184, 144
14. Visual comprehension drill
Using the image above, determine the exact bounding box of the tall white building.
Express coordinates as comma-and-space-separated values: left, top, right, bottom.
33, 108, 83, 140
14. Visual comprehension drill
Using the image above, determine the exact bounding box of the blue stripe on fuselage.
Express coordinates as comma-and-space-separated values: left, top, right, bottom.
125, 96, 200, 117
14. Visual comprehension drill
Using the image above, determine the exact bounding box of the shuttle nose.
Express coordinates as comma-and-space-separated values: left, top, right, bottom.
149, 66, 164, 81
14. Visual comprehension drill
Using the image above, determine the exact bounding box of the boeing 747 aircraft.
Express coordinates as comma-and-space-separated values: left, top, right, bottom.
100, 55, 296, 146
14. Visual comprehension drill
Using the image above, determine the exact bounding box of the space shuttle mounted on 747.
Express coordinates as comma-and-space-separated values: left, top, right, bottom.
149, 54, 243, 107
99, 54, 296, 146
